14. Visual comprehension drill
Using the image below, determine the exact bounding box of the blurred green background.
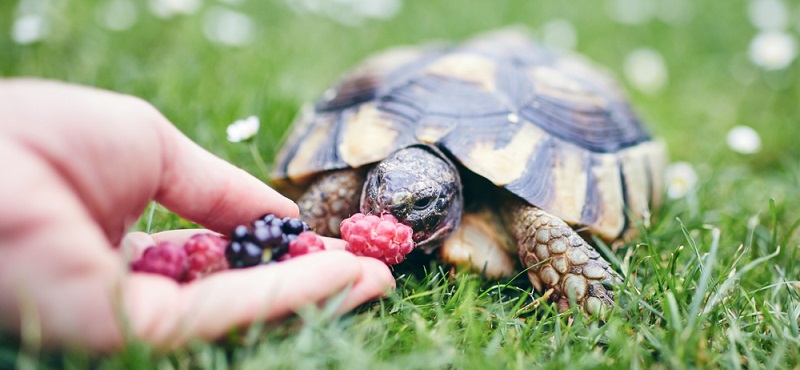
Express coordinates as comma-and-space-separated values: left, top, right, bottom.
2, 0, 800, 367
3, 0, 799, 237
2, 0, 797, 167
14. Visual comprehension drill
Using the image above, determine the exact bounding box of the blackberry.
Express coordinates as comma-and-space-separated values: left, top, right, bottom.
232, 225, 251, 241
225, 213, 311, 268
282, 217, 309, 234
225, 240, 263, 268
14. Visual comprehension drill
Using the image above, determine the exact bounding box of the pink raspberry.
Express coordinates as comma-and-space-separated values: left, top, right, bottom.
340, 213, 415, 265
288, 231, 326, 258
131, 242, 189, 281
183, 233, 229, 281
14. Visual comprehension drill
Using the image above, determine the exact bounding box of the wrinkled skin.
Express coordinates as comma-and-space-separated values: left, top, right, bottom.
360, 145, 463, 249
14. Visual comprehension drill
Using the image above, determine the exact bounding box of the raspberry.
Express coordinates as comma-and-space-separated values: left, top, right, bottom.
225, 213, 312, 267
184, 233, 229, 281
288, 231, 326, 258
131, 241, 189, 281
340, 213, 415, 265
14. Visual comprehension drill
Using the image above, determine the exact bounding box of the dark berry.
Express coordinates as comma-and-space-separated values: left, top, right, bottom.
225, 240, 263, 268
260, 213, 277, 224
226, 213, 317, 267
253, 224, 281, 245
232, 225, 251, 242
282, 218, 307, 234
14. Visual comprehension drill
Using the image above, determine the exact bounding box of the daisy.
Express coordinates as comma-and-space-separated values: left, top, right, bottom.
726, 125, 762, 154
227, 116, 260, 143
748, 30, 797, 70
624, 48, 668, 94
665, 162, 698, 200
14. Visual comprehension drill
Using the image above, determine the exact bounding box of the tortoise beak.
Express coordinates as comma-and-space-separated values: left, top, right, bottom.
361, 167, 415, 219
414, 219, 456, 252
361, 191, 411, 220
387, 191, 412, 216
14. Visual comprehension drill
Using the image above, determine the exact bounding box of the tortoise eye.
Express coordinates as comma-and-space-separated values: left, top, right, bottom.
413, 196, 434, 210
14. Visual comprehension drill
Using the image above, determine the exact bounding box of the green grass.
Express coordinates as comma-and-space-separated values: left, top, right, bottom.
3, 0, 800, 368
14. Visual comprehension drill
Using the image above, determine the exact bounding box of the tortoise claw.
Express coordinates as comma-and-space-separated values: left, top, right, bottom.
508, 201, 622, 318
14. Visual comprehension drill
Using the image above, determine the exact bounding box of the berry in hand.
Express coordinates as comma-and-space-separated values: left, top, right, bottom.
225, 240, 264, 268
131, 241, 189, 281
340, 213, 415, 265
225, 213, 312, 268
184, 233, 229, 281
282, 217, 309, 235
288, 231, 326, 258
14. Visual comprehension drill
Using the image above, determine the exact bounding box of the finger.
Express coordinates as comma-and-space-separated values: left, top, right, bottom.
153, 122, 299, 233
321, 236, 348, 251
331, 257, 396, 314
119, 232, 153, 261
0, 80, 168, 244
0, 79, 297, 241
151, 229, 219, 245
124, 250, 391, 349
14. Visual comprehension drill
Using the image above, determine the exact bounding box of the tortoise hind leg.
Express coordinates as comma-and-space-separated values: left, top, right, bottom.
505, 198, 623, 317
296, 168, 366, 237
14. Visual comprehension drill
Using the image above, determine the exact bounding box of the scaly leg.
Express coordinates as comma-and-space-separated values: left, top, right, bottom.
506, 198, 623, 316
297, 169, 366, 237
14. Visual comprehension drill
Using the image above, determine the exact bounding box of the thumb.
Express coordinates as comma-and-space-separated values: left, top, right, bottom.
123, 251, 394, 349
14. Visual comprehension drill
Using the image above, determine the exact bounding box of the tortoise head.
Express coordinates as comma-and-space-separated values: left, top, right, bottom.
360, 145, 463, 249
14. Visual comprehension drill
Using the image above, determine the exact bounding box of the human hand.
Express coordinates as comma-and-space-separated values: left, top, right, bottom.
0, 79, 395, 352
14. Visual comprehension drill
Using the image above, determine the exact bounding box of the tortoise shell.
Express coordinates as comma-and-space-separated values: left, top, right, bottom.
272, 29, 666, 242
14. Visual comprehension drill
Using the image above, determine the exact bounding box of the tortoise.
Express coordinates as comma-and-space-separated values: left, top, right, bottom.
271, 29, 666, 315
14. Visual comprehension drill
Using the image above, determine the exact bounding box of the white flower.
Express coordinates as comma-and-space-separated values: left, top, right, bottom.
203, 7, 254, 46
96, 0, 138, 31
726, 125, 762, 154
748, 0, 787, 31
227, 116, 260, 142
12, 14, 48, 44
623, 48, 668, 94
541, 18, 577, 50
149, 0, 201, 19
665, 162, 698, 200
748, 30, 797, 70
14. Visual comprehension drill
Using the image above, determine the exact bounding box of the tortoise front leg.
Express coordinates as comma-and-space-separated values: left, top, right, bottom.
506, 198, 623, 316
440, 206, 518, 279
297, 168, 366, 237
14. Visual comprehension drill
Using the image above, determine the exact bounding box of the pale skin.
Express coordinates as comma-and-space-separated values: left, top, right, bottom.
0, 79, 395, 352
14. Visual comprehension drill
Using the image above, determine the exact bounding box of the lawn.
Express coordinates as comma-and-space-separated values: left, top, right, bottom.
2, 0, 800, 368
